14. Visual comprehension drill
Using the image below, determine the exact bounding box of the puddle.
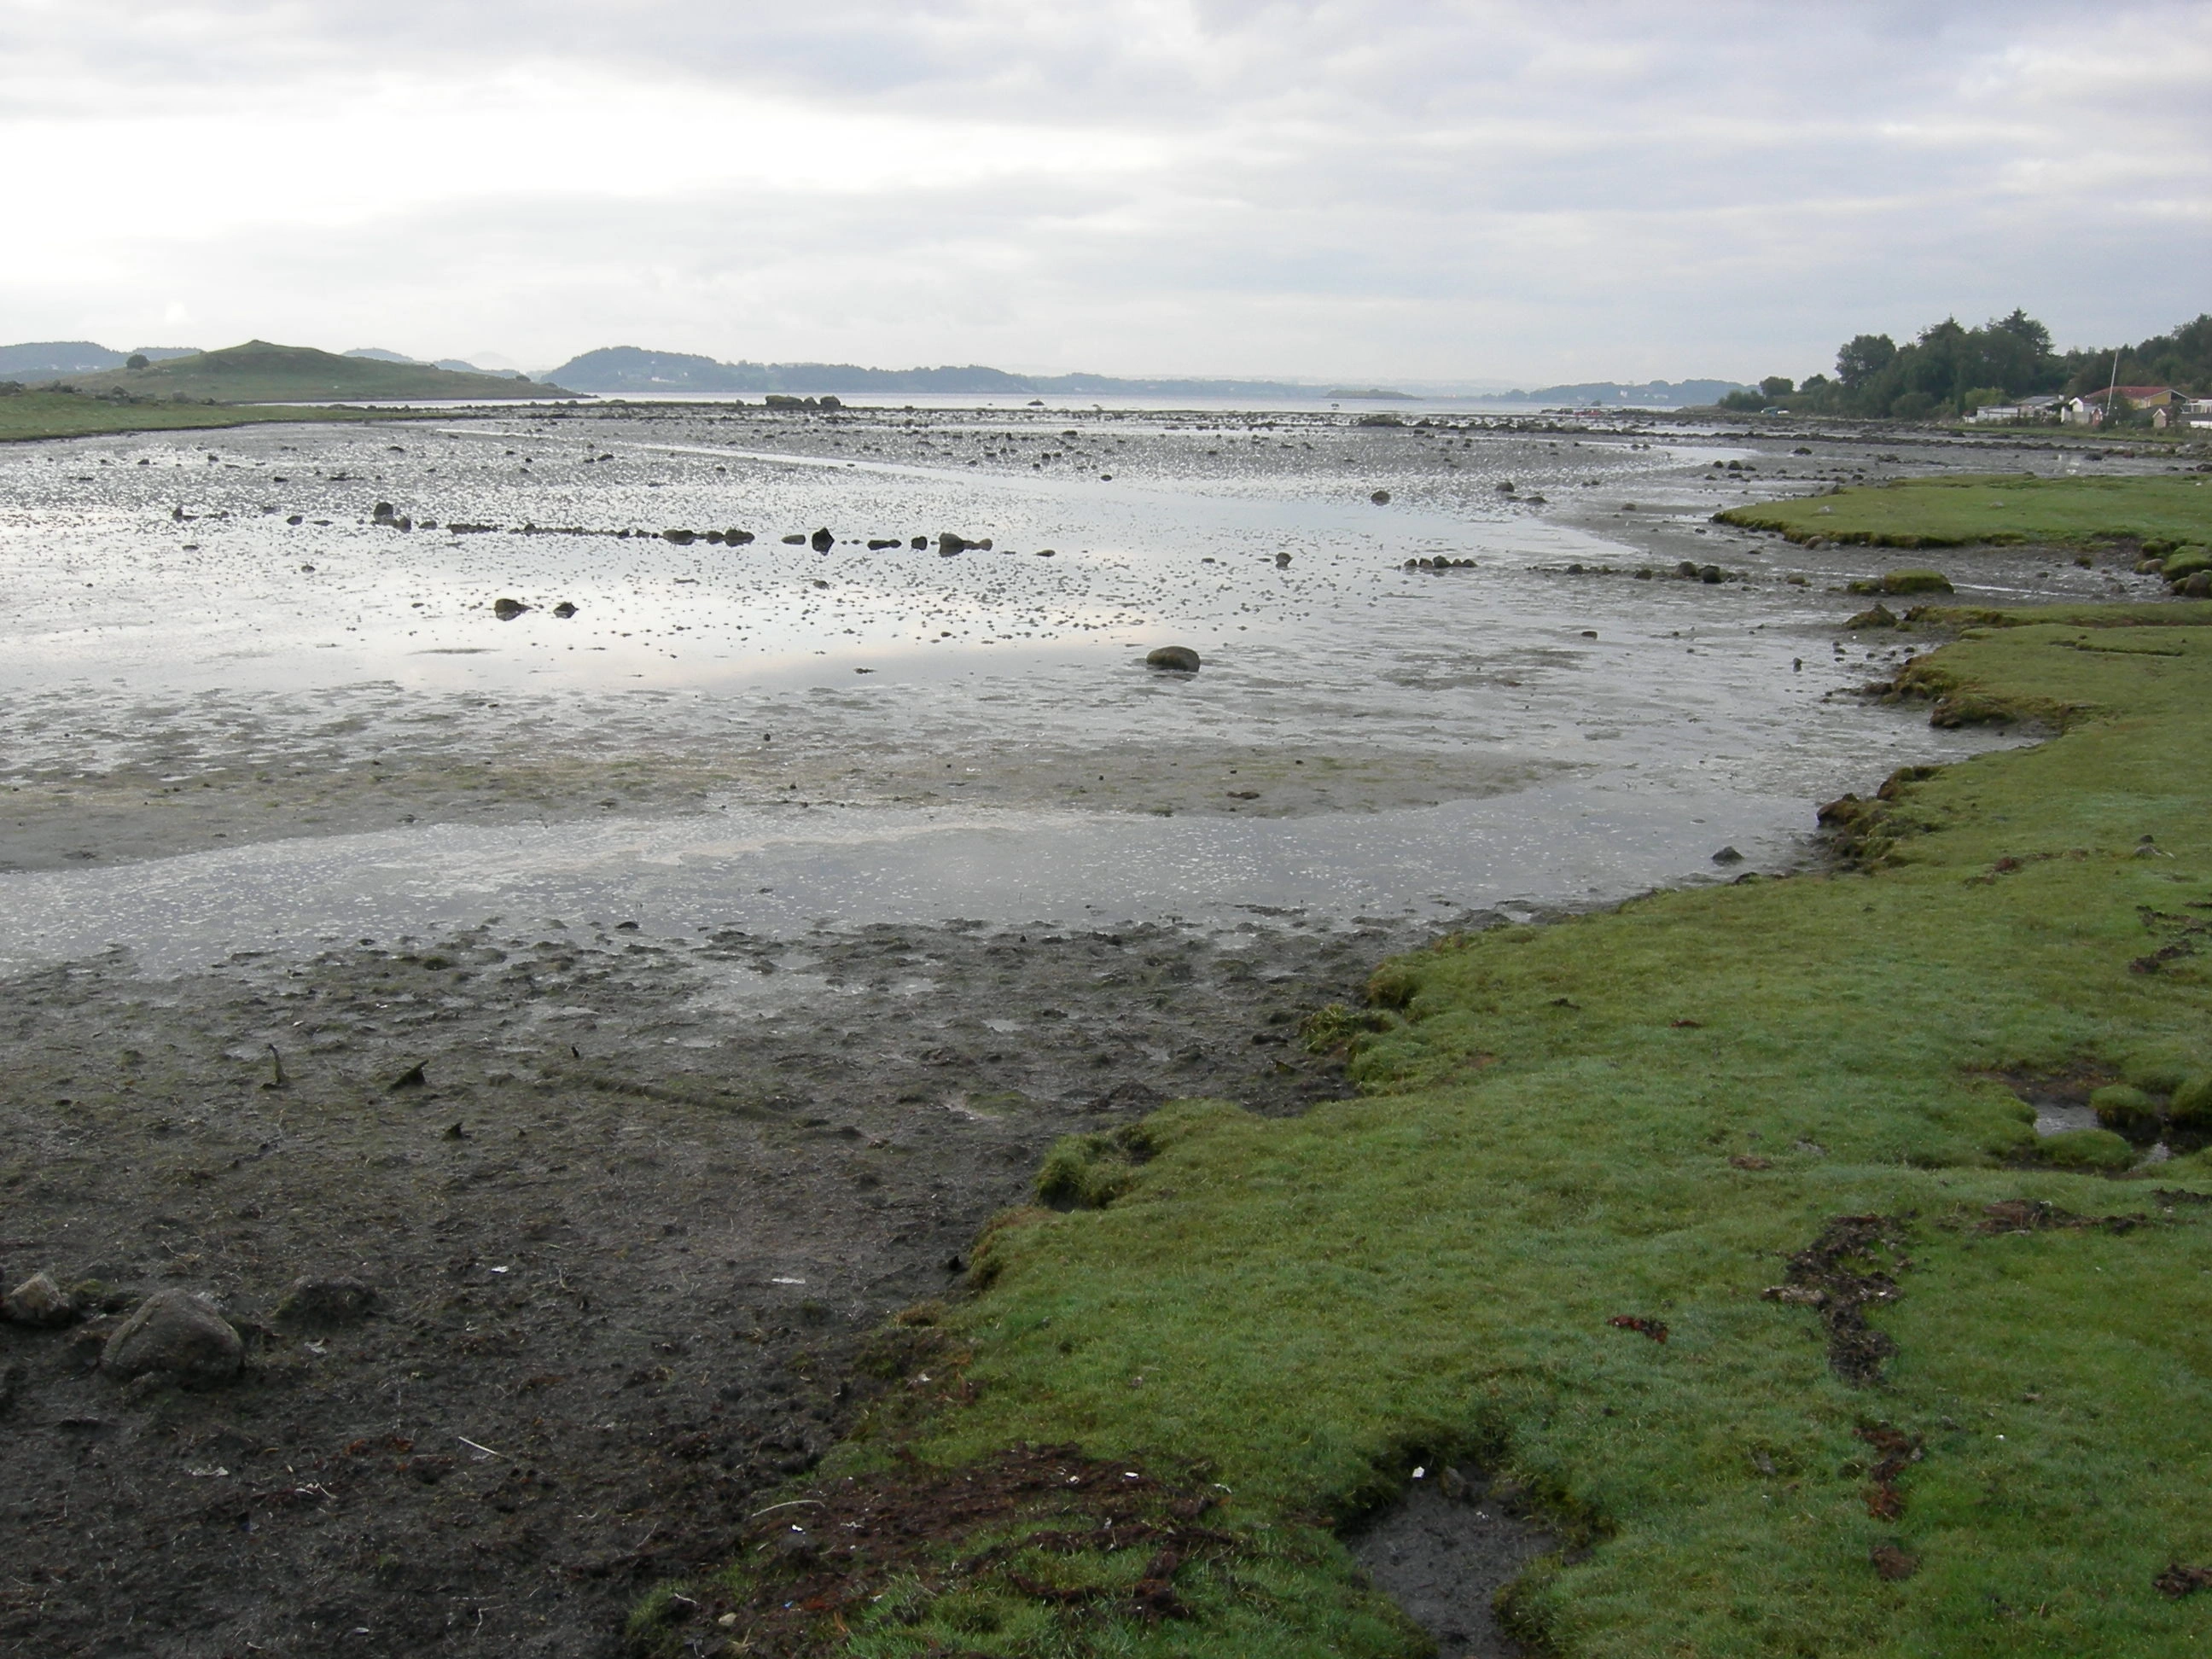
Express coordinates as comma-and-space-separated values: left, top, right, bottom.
1353, 1467, 1557, 1657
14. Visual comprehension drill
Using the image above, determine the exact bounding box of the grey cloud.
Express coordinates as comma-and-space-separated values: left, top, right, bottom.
0, 2, 2205, 378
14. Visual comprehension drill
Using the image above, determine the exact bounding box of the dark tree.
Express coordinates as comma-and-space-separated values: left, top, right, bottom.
1836, 334, 1897, 389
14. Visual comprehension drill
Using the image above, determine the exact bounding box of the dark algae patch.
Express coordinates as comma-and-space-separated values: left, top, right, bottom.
688, 585, 2212, 1655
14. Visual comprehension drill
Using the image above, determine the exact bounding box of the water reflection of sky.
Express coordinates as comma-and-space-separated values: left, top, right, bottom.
0, 411, 2031, 968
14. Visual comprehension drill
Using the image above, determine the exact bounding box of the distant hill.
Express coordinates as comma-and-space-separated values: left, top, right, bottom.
70, 341, 565, 403
545, 346, 1340, 400
346, 346, 525, 379
1467, 378, 1747, 406
0, 341, 201, 377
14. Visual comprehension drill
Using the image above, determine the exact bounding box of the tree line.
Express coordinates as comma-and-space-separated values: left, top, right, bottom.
1719, 311, 2212, 421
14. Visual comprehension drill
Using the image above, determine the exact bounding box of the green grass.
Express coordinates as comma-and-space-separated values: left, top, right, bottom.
0, 388, 433, 444
1717, 473, 2212, 549
61, 339, 566, 405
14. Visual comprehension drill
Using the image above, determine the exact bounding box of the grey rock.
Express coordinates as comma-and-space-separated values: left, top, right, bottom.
1145, 645, 1202, 672
810, 527, 835, 552
102, 1290, 242, 1384
3, 1271, 79, 1328
1711, 847, 1745, 865
938, 532, 970, 556
492, 597, 530, 620
1370, 490, 1391, 504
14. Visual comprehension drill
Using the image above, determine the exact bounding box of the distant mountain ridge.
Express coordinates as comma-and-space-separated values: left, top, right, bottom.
346, 347, 525, 379
1470, 378, 1746, 405
546, 346, 1351, 400
0, 341, 201, 377
543, 347, 1743, 405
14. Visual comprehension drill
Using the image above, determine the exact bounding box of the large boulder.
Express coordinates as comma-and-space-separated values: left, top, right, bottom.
102, 1290, 243, 1384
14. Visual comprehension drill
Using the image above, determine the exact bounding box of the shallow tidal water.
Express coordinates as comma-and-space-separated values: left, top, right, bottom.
0, 405, 2118, 972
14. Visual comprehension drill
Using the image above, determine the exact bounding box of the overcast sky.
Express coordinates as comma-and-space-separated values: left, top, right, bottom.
2, 1, 2206, 383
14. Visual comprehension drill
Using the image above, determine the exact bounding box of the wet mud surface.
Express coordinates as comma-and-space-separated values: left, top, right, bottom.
0, 909, 1431, 1656
0, 405, 2163, 1654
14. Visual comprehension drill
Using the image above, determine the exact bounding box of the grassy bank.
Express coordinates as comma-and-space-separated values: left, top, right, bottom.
1718, 473, 2212, 549
0, 388, 426, 444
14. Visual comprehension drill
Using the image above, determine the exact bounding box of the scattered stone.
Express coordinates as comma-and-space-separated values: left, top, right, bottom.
663, 529, 697, 545
1145, 646, 1202, 672
1846, 602, 1899, 630
810, 528, 834, 552
781, 533, 805, 545
387, 1062, 428, 1091
372, 502, 395, 521
1700, 564, 1723, 584
492, 597, 531, 620
939, 532, 971, 556
552, 602, 578, 618
101, 1290, 242, 1384
1711, 847, 1744, 865
3, 1271, 79, 1328
726, 529, 755, 545
1370, 490, 1391, 504
1275, 551, 1292, 567
274, 1276, 381, 1330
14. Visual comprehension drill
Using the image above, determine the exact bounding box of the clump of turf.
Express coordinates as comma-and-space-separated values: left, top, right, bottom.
2038, 1127, 2138, 1170
2091, 1084, 2158, 1133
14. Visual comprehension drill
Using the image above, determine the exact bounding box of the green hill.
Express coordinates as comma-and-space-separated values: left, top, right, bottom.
70, 340, 569, 404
